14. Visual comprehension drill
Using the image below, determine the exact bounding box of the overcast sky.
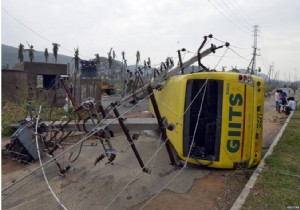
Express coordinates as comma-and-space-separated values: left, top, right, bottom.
1, 0, 300, 81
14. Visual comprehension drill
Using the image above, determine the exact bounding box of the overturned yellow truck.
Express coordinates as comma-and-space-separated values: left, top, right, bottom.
151, 72, 264, 169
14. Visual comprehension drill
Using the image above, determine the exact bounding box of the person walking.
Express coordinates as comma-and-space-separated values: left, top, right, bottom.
279, 90, 287, 111
275, 90, 281, 112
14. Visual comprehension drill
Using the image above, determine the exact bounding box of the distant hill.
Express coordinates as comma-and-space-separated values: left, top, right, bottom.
1, 44, 74, 69
2, 44, 267, 80
1, 44, 123, 76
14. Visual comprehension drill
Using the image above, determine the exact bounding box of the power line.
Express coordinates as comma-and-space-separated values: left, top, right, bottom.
139, 79, 210, 209
1, 88, 156, 194
102, 59, 221, 208
221, 0, 252, 28
104, 76, 211, 209
103, 138, 168, 209
225, 0, 254, 27
2, 7, 54, 43
34, 106, 68, 210
213, 37, 251, 50
53, 135, 147, 209
229, 47, 251, 61
232, 0, 256, 26
2, 7, 92, 60
207, 0, 252, 36
259, 56, 271, 68
209, 54, 251, 59
213, 0, 253, 32
214, 47, 229, 69
185, 50, 251, 64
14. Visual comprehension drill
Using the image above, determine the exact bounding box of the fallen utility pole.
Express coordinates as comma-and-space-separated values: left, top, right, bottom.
104, 40, 228, 114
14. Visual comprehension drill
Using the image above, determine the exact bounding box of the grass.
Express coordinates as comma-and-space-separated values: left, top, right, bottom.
1, 99, 28, 136
1, 95, 76, 136
242, 109, 300, 210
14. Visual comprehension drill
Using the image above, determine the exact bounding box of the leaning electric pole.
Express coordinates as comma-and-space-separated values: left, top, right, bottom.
250, 25, 260, 75
267, 64, 274, 84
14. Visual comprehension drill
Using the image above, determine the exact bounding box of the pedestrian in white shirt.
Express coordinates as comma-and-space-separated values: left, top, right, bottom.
275, 90, 281, 112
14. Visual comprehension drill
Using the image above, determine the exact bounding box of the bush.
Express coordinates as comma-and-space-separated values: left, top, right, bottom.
1, 96, 75, 136
1, 99, 27, 136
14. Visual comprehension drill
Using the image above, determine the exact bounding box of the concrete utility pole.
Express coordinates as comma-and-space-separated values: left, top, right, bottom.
251, 25, 260, 75
271, 62, 274, 80
266, 64, 274, 90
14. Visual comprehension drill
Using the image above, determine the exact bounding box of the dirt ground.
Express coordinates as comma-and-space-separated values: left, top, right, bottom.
1, 90, 298, 210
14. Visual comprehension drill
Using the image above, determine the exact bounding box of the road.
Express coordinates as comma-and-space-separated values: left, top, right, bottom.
2, 88, 298, 210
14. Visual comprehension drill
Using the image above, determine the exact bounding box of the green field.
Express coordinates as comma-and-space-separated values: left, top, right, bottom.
242, 110, 300, 209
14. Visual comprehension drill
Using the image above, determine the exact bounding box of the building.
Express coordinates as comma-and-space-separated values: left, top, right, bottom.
74, 60, 102, 106
2, 62, 68, 106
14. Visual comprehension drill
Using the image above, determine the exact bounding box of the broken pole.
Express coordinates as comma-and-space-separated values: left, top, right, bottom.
147, 86, 181, 167
111, 102, 149, 173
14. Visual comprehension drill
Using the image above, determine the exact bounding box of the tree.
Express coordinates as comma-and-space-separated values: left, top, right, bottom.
44, 48, 49, 62
18, 43, 24, 62
52, 43, 60, 63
